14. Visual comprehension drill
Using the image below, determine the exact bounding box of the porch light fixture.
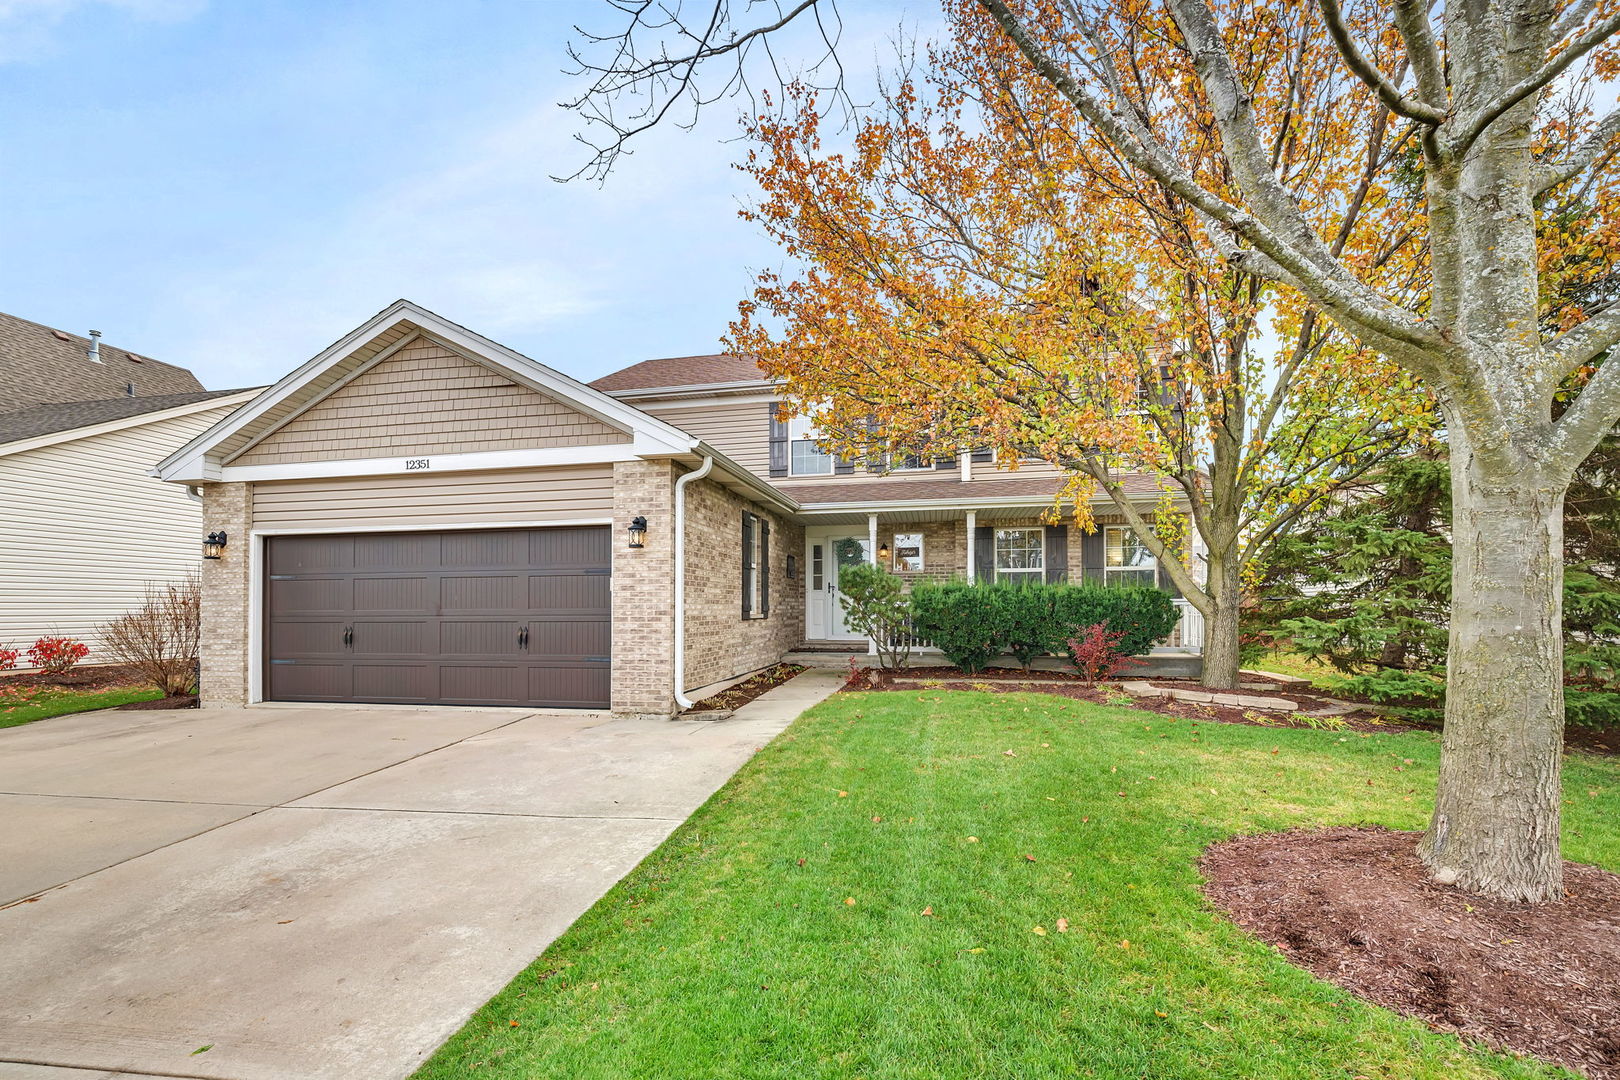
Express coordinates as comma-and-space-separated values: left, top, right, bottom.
878, 542, 891, 563
627, 516, 648, 549
202, 530, 228, 560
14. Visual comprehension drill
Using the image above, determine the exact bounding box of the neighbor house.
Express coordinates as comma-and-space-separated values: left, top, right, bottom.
157, 300, 1200, 716
0, 312, 260, 659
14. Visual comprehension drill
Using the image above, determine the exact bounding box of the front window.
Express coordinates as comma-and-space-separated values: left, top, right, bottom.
1105, 526, 1158, 588
742, 512, 770, 618
994, 528, 1044, 584
788, 415, 833, 476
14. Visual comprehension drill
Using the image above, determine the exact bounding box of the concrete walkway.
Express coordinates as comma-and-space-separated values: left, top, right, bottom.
0, 673, 842, 1080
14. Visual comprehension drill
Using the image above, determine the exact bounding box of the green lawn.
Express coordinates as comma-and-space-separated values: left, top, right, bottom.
416, 691, 1618, 1080
0, 685, 162, 729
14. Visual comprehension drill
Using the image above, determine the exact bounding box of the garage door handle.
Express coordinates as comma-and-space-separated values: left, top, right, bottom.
343, 626, 353, 648
518, 626, 529, 650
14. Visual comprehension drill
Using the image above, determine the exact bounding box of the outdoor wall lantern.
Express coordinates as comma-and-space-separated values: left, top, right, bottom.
202, 531, 228, 560
877, 542, 891, 563
627, 516, 648, 549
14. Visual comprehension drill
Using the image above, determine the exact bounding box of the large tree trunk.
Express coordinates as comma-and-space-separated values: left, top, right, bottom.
1200, 550, 1242, 690
1419, 454, 1567, 902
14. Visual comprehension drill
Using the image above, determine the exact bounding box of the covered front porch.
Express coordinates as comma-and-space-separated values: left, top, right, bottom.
795, 503, 1204, 667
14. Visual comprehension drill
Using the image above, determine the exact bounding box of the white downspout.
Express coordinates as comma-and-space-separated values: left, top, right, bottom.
673, 455, 715, 710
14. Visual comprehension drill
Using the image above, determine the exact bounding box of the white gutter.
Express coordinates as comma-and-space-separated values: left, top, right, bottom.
672, 454, 716, 709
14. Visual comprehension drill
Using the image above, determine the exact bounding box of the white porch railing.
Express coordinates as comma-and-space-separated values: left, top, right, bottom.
1170, 598, 1204, 650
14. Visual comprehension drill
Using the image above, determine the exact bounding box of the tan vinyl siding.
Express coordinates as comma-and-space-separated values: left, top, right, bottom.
640, 398, 771, 477
232, 336, 629, 466
0, 405, 238, 657
250, 465, 616, 530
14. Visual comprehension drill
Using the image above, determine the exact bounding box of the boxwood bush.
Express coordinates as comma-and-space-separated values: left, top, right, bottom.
909, 580, 1179, 673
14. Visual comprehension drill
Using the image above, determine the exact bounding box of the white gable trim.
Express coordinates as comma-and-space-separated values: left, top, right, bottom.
0, 390, 260, 461
154, 300, 700, 483
220, 441, 655, 483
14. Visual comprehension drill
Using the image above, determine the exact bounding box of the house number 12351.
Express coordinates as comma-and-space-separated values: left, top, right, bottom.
404, 458, 430, 471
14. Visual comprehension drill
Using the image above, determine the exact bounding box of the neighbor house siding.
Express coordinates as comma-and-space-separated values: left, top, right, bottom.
682, 477, 804, 692
249, 465, 616, 530
0, 404, 237, 658
230, 335, 629, 466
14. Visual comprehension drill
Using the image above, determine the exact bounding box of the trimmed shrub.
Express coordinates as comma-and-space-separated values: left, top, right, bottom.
910, 581, 1003, 673
28, 636, 88, 674
910, 580, 1180, 671
835, 562, 913, 671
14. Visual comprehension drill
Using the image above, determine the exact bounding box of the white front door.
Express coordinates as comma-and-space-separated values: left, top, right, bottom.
807, 534, 871, 640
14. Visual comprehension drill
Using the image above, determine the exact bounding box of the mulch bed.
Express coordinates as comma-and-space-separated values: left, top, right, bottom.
1202, 827, 1620, 1080
683, 664, 806, 714
0, 662, 149, 692
117, 694, 199, 711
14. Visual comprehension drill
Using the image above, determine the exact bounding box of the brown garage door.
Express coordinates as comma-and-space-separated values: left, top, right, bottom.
265, 527, 611, 708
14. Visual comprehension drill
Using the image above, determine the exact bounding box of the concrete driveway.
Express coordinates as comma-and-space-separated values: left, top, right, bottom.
0, 697, 811, 1080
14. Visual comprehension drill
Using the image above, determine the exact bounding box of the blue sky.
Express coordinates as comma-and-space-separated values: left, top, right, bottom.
0, 0, 928, 390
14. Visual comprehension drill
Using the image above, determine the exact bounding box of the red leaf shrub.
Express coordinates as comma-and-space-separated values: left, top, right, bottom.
1065, 623, 1142, 685
28, 636, 89, 674
0, 645, 17, 671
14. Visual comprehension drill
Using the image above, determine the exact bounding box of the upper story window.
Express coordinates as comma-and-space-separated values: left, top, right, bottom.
1104, 525, 1157, 588
993, 528, 1044, 584
889, 451, 934, 472
788, 414, 834, 476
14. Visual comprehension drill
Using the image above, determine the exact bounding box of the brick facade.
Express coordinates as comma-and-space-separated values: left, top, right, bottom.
199, 482, 252, 706
682, 477, 804, 691
611, 459, 678, 716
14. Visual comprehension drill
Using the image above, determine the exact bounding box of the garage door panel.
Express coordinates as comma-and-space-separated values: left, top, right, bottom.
352, 576, 435, 615
266, 527, 611, 709
527, 620, 610, 657
438, 621, 524, 657
439, 665, 527, 704
268, 578, 353, 616
528, 574, 611, 612
442, 531, 531, 570
353, 533, 442, 572
269, 619, 349, 657
529, 664, 611, 708
268, 661, 354, 700
530, 527, 611, 568
440, 574, 526, 613
352, 664, 436, 702
268, 535, 356, 573
352, 620, 434, 656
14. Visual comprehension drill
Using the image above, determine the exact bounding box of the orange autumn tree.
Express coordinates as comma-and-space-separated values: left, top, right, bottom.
727, 8, 1430, 690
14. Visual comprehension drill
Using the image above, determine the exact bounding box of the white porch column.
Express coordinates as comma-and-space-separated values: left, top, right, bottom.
965, 510, 977, 582
868, 513, 879, 656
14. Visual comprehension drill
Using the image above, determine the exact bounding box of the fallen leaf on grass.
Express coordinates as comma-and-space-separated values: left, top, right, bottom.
838, 790, 848, 797
1032, 925, 1047, 936
1003, 749, 1017, 757
1056, 917, 1069, 932
921, 906, 934, 917
1024, 854, 1037, 862
845, 897, 856, 906
1118, 939, 1131, 949
966, 836, 979, 843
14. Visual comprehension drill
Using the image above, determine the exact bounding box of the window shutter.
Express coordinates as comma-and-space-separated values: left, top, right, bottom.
934, 454, 956, 471
866, 418, 884, 474
768, 404, 788, 478
971, 447, 993, 463
833, 453, 856, 475
974, 526, 995, 582
1079, 527, 1105, 584
760, 517, 771, 616
741, 513, 754, 617
1044, 525, 1069, 584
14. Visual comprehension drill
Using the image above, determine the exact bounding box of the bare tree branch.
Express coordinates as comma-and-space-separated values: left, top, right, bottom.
1315, 0, 1445, 125
1536, 102, 1620, 192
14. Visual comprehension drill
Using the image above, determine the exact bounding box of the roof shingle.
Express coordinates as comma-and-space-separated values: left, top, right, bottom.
0, 390, 254, 447
591, 353, 767, 393
0, 310, 204, 413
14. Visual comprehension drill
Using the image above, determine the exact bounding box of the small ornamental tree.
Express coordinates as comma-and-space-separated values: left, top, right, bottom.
1066, 624, 1143, 684
835, 562, 914, 671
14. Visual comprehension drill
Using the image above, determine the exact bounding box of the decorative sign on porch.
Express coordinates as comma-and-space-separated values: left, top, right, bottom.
892, 533, 924, 572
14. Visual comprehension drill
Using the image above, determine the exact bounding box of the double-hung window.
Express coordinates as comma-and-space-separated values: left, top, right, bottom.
742, 512, 771, 618
1104, 525, 1158, 588
993, 528, 1044, 584
787, 415, 833, 476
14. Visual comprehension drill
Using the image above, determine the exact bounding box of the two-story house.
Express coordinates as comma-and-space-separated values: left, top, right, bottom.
159, 300, 1197, 717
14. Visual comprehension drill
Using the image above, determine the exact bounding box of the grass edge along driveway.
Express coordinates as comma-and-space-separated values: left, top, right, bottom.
416, 690, 1617, 1080
0, 686, 161, 729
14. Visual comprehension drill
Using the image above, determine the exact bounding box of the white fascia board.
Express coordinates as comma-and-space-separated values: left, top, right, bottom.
690, 442, 801, 514
608, 379, 773, 399
0, 390, 261, 461
156, 299, 698, 482
793, 491, 1164, 514
218, 440, 658, 483
623, 391, 779, 410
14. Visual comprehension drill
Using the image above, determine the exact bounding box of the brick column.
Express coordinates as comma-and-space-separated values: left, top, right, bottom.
611, 460, 678, 716
199, 482, 252, 707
